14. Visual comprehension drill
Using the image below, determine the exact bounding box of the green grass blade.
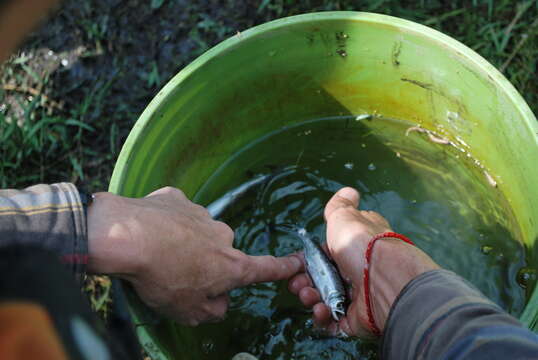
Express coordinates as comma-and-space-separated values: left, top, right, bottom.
66, 118, 95, 132
520, 284, 538, 332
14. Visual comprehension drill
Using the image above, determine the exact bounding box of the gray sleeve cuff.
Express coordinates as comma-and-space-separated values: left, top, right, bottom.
0, 182, 88, 275
381, 269, 523, 360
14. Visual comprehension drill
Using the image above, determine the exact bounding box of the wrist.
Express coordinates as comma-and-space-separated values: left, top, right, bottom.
87, 192, 145, 277
369, 237, 439, 331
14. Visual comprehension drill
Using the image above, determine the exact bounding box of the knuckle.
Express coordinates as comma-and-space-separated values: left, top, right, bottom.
331, 206, 354, 220
202, 302, 214, 314
236, 255, 254, 284
378, 216, 391, 227
201, 301, 228, 321
187, 318, 199, 327
193, 203, 210, 217
214, 221, 234, 241
213, 303, 228, 319
163, 186, 186, 198
161, 186, 176, 193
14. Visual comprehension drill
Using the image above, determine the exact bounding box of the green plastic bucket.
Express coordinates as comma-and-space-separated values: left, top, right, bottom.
109, 12, 538, 359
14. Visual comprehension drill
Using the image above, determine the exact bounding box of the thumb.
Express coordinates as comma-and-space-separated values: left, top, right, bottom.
324, 187, 360, 221
237, 253, 303, 287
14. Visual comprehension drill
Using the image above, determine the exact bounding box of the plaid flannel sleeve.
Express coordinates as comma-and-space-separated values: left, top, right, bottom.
0, 183, 88, 275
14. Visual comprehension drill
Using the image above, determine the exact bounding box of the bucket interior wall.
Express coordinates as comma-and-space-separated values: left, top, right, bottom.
109, 12, 538, 359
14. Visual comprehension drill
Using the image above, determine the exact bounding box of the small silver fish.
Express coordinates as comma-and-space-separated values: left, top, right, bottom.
297, 228, 346, 321
207, 175, 269, 218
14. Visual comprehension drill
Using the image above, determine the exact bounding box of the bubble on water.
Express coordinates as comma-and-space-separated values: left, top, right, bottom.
368, 163, 376, 171
481, 245, 493, 255
344, 162, 354, 170
231, 352, 258, 360
201, 339, 215, 354
517, 267, 537, 289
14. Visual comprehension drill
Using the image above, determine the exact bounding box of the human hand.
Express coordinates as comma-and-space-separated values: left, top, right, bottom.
288, 187, 439, 336
86, 187, 302, 326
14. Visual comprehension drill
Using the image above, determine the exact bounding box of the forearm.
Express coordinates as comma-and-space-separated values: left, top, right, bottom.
86, 191, 143, 277
0, 183, 88, 274
381, 269, 538, 360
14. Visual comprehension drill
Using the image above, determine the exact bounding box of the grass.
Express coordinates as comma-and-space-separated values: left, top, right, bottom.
1, 0, 537, 192
0, 0, 537, 331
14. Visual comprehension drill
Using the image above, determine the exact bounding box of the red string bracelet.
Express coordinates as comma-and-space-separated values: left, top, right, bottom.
363, 232, 415, 337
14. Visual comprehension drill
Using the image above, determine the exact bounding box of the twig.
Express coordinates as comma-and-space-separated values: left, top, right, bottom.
406, 126, 451, 145
428, 133, 451, 145
405, 126, 426, 136
500, 18, 538, 72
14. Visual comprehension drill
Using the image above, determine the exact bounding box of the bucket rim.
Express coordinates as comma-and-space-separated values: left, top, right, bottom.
109, 11, 537, 196
108, 12, 538, 358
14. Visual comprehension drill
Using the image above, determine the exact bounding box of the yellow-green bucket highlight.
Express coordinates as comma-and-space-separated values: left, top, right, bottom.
109, 12, 538, 359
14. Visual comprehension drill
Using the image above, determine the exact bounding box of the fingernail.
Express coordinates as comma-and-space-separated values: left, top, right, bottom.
337, 187, 358, 202
288, 255, 302, 269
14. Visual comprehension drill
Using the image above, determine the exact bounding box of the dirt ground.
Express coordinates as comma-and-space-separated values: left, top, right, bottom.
1, 0, 536, 191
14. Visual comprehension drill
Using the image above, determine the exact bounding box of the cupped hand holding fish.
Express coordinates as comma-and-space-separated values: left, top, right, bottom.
87, 186, 302, 326
288, 187, 439, 337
